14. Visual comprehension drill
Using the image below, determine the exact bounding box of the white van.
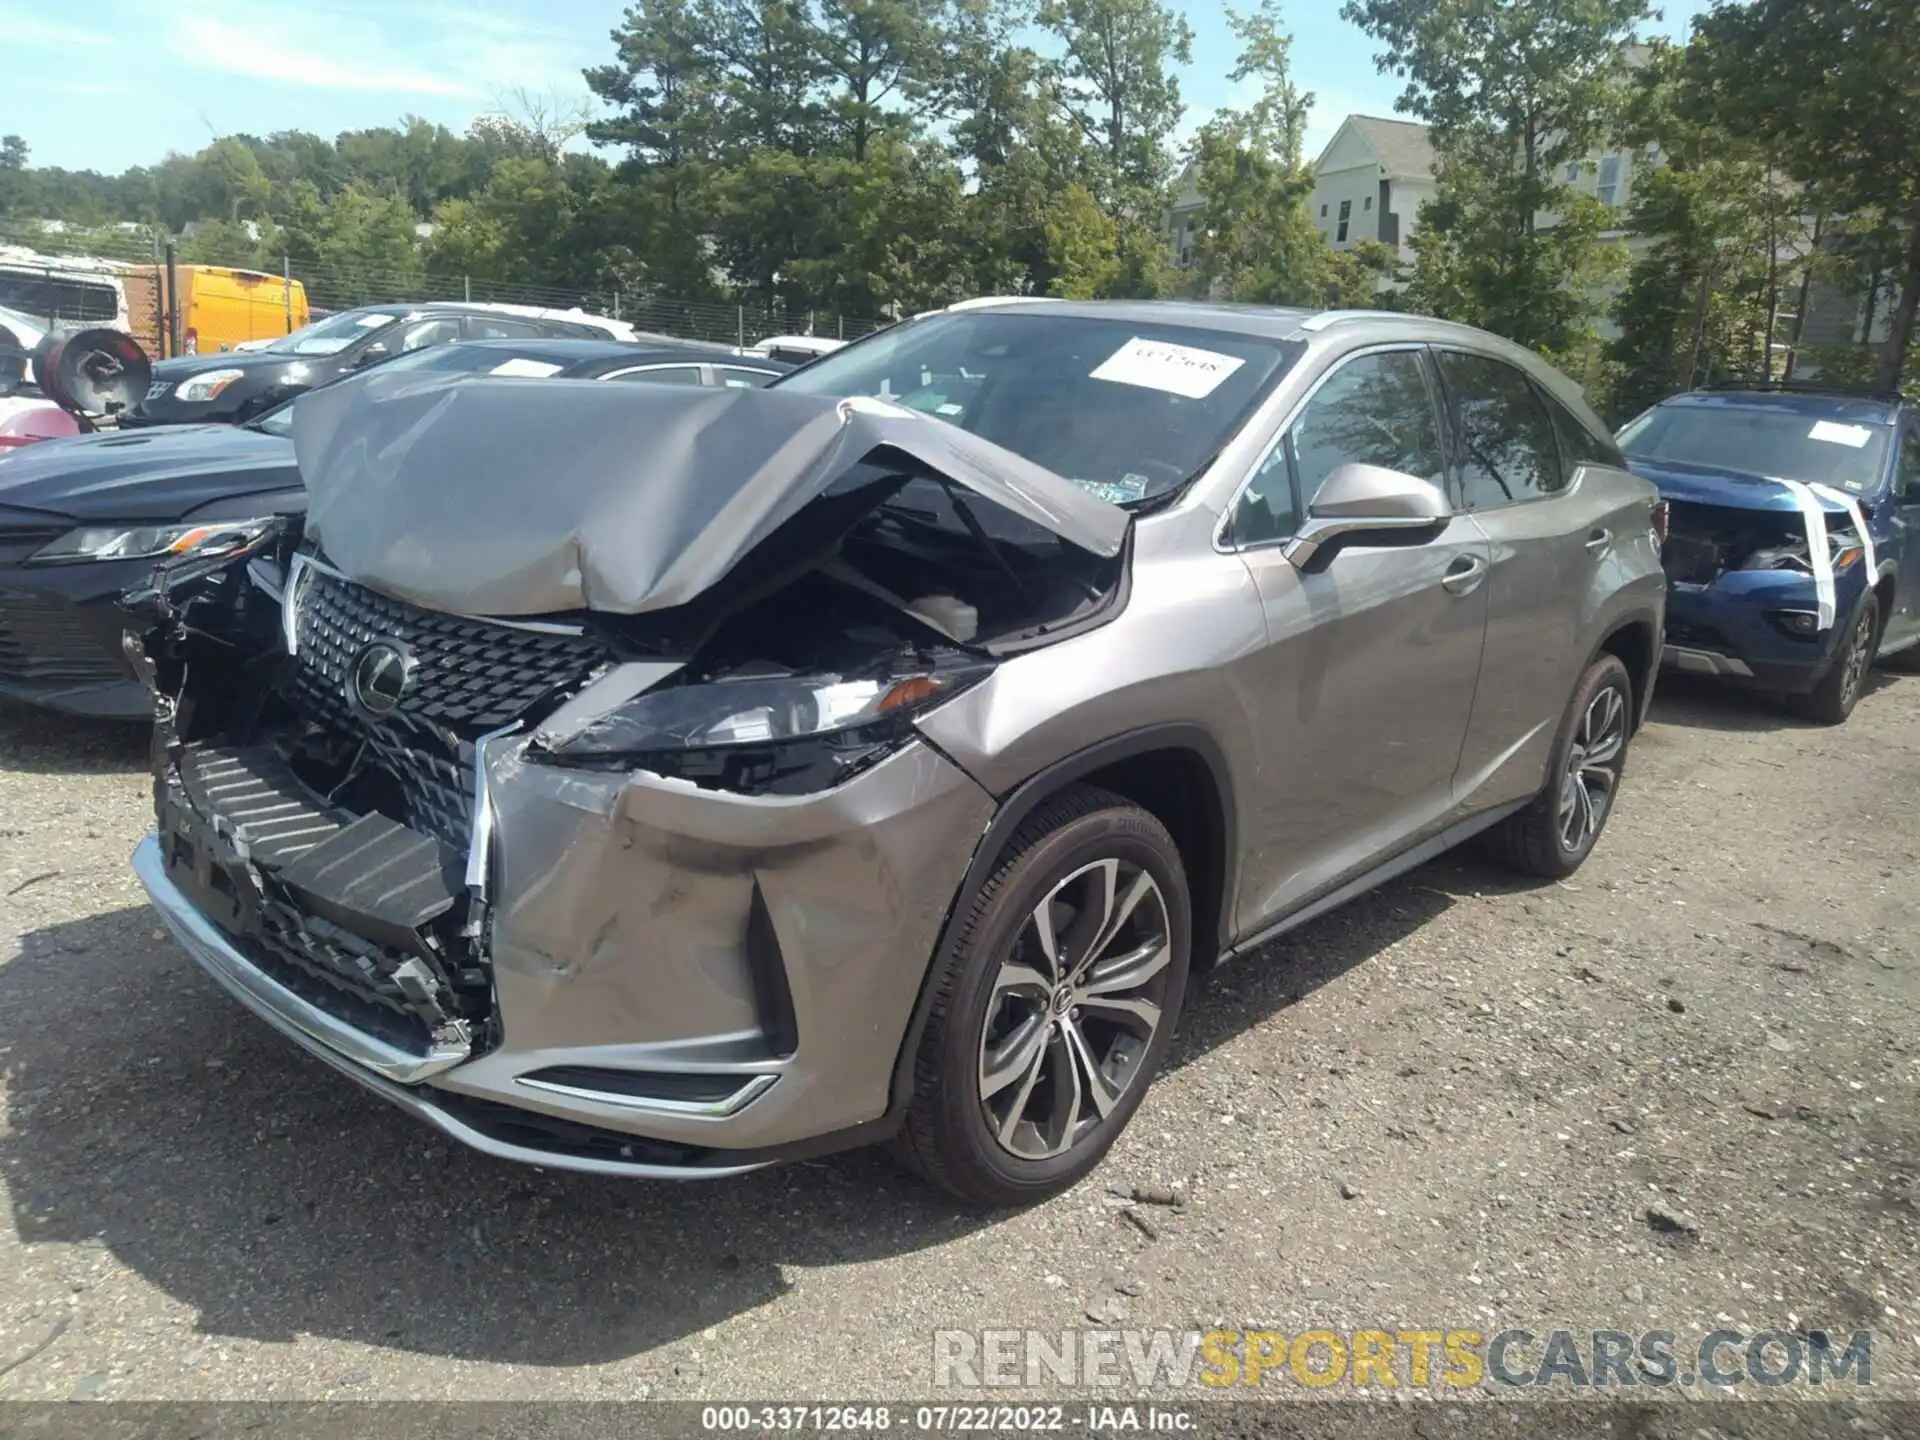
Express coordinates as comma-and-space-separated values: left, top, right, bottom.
0, 248, 133, 334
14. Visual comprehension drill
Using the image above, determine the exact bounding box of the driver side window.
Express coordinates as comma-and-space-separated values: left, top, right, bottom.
1230, 349, 1447, 547
397, 319, 462, 353
1900, 423, 1920, 504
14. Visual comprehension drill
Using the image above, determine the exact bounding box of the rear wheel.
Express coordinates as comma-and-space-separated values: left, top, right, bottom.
1482, 653, 1633, 879
1790, 590, 1877, 725
893, 785, 1191, 1207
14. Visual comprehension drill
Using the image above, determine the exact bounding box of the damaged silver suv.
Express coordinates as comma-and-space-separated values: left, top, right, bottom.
127, 301, 1665, 1205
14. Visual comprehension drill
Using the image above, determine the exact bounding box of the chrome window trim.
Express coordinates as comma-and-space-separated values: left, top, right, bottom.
1213, 340, 1437, 555
598, 362, 706, 383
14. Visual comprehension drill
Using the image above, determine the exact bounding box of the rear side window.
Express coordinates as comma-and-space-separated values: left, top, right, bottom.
605, 365, 705, 386
1541, 389, 1623, 483
1435, 350, 1564, 508
466, 317, 544, 340
715, 365, 781, 389
1900, 423, 1920, 503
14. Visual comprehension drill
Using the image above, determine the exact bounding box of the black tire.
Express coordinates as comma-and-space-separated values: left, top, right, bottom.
1790, 590, 1878, 725
1482, 653, 1634, 880
893, 784, 1191, 1207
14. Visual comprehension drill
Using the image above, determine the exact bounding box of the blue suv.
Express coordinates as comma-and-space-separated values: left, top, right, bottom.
1618, 385, 1920, 723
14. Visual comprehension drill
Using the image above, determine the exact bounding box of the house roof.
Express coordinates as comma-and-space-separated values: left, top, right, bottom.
1321, 115, 1436, 180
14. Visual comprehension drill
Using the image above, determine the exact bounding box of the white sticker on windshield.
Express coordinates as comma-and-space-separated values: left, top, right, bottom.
355, 313, 398, 329
1808, 420, 1872, 448
489, 358, 564, 378
1090, 337, 1245, 399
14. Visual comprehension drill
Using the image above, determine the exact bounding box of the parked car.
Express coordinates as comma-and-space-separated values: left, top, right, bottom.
749, 334, 846, 364
119, 303, 623, 429
1617, 383, 1920, 723
0, 339, 786, 717
127, 301, 1663, 1204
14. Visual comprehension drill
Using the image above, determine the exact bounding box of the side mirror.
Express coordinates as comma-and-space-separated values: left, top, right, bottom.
354, 341, 392, 368
1283, 462, 1450, 571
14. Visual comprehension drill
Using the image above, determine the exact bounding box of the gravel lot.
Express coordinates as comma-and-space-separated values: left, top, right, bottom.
0, 668, 1914, 1406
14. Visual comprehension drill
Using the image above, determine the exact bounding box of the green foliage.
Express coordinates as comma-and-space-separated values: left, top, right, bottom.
1185, 2, 1386, 309
1343, 0, 1646, 359
1689, 0, 1920, 391
1601, 42, 1809, 419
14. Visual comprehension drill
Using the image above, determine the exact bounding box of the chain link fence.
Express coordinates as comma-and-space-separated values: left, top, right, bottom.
0, 221, 885, 358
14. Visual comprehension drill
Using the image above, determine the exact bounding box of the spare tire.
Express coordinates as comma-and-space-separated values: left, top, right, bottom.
34, 327, 152, 417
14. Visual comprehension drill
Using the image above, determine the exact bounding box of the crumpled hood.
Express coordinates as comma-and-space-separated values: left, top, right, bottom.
292, 369, 1130, 617
0, 423, 296, 521
1626, 455, 1854, 516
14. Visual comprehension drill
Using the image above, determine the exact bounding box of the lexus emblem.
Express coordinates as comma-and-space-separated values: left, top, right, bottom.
347, 641, 415, 718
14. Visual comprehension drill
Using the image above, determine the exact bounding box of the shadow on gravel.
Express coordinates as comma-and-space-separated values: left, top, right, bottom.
1168, 853, 1508, 1073
1647, 670, 1903, 734
0, 905, 997, 1368
0, 700, 148, 776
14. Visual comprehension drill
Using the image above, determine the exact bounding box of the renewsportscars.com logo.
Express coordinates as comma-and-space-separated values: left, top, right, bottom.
933, 1327, 1876, 1390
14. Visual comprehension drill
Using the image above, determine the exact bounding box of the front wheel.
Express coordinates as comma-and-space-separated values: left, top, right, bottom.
893, 785, 1191, 1207
1790, 590, 1878, 725
1482, 653, 1634, 879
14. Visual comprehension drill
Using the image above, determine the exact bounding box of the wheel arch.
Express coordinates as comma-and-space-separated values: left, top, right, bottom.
887, 724, 1237, 1122
1592, 609, 1660, 732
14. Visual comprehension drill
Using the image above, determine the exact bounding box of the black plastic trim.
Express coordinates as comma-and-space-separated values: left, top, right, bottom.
883, 721, 1239, 1123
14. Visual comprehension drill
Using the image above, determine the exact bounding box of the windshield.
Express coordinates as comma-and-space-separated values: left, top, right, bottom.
772, 310, 1299, 503
267, 310, 402, 357
1618, 404, 1894, 493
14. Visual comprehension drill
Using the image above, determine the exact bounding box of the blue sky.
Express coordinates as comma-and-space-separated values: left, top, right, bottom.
2, 0, 1713, 175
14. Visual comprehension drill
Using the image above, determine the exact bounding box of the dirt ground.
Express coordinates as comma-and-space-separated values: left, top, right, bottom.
0, 665, 1914, 1408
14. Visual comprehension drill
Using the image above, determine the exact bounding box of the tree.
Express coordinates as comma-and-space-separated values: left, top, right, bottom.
1186, 1, 1324, 304
1342, 0, 1648, 359
1605, 41, 1817, 418
0, 135, 27, 221
1037, 0, 1191, 203
814, 0, 938, 161
1690, 0, 1920, 392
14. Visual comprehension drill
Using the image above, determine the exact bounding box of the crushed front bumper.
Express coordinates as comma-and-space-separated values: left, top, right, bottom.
137, 732, 997, 1176
1660, 568, 1865, 695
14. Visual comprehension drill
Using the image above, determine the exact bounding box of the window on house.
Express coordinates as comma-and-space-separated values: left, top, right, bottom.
1363, 195, 1372, 211
1564, 162, 1581, 182
1336, 199, 1351, 243
1319, 204, 1327, 218
1597, 154, 1622, 208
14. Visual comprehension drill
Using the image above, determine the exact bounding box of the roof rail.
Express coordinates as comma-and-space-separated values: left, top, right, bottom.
1295, 308, 1393, 333
1699, 377, 1906, 405
943, 295, 1060, 313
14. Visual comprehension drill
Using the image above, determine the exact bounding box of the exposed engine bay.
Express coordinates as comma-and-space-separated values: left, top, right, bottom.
124, 376, 1129, 1072
1661, 499, 1865, 587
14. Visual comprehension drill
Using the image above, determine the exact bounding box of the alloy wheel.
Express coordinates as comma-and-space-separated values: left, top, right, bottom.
1839, 606, 1875, 711
1558, 682, 1627, 852
977, 858, 1172, 1161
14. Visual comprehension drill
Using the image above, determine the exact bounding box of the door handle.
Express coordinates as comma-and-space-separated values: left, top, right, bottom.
1585, 527, 1613, 557
1441, 554, 1488, 596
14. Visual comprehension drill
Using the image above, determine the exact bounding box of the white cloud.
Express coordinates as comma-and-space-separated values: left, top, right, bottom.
166, 14, 481, 98
0, 12, 112, 47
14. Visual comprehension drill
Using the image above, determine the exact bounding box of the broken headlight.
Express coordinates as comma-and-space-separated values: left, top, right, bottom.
535, 662, 991, 794
1741, 526, 1862, 575
29, 518, 277, 565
